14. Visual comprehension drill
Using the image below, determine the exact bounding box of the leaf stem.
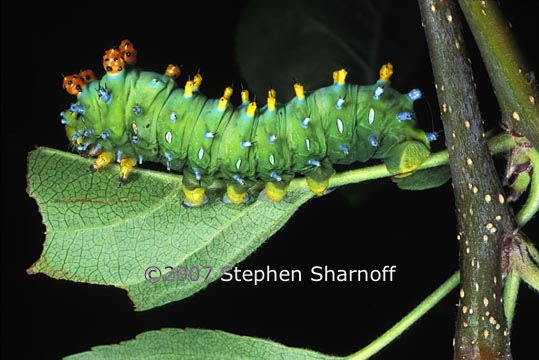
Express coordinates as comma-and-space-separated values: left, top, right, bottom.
516, 148, 539, 227
457, 0, 539, 150
347, 272, 460, 360
502, 269, 520, 330
289, 133, 515, 192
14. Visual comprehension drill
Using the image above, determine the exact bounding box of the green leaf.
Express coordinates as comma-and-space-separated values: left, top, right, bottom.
26, 147, 314, 311
391, 165, 451, 190
64, 328, 340, 360
235, 0, 422, 101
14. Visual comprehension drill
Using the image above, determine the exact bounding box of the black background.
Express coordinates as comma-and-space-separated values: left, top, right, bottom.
2, 1, 537, 359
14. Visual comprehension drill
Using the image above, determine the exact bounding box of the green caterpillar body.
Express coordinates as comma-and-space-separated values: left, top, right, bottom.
61, 40, 436, 206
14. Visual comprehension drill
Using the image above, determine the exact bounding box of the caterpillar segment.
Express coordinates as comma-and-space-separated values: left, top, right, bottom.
61, 39, 437, 207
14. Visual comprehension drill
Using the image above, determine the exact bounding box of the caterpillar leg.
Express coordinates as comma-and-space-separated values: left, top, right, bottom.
223, 183, 250, 205
384, 140, 430, 178
181, 184, 208, 207
258, 180, 290, 202
119, 157, 137, 186
306, 166, 335, 196
88, 152, 113, 172
181, 171, 208, 207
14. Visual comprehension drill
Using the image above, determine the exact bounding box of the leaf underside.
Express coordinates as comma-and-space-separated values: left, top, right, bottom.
63, 328, 340, 360
27, 147, 314, 311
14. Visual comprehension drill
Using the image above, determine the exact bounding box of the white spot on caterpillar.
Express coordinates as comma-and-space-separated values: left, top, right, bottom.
165, 131, 172, 144
485, 194, 492, 202
498, 193, 505, 204
336, 118, 344, 134
368, 108, 375, 124
305, 138, 311, 151
269, 154, 275, 165
484, 329, 489, 339
483, 297, 489, 306
236, 159, 242, 169
132, 122, 139, 135
512, 111, 520, 121
198, 148, 204, 160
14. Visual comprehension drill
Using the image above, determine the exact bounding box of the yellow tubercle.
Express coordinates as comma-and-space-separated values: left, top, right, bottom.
226, 185, 248, 205
119, 157, 136, 183
92, 152, 113, 170
267, 97, 276, 111
264, 182, 288, 202
241, 89, 250, 104
223, 86, 233, 100
332, 70, 338, 83
193, 73, 203, 90
181, 185, 207, 207
379, 63, 394, 82
267, 88, 276, 111
184, 80, 194, 97
246, 102, 257, 117
306, 176, 330, 196
294, 83, 304, 100
335, 68, 347, 85
217, 97, 228, 111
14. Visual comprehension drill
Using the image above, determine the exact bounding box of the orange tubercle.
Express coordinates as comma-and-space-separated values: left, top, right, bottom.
62, 74, 84, 95
165, 64, 181, 79
78, 69, 96, 83
119, 39, 137, 64
103, 48, 125, 75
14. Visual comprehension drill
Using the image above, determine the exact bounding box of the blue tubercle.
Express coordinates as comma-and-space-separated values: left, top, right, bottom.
339, 144, 350, 155
407, 89, 422, 102
426, 131, 440, 143
70, 103, 84, 114
83, 128, 93, 137
368, 135, 379, 147
240, 141, 252, 149
132, 104, 142, 116
268, 134, 277, 144
90, 144, 101, 156
164, 152, 173, 171
59, 112, 68, 125
308, 159, 321, 167
335, 98, 345, 110
97, 86, 112, 103
270, 171, 282, 182
116, 151, 122, 163
397, 111, 413, 122
204, 131, 215, 139
100, 129, 111, 139
233, 174, 246, 186
193, 168, 202, 181
372, 86, 384, 100
301, 117, 310, 128
169, 112, 177, 123
71, 130, 83, 141
132, 135, 140, 144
